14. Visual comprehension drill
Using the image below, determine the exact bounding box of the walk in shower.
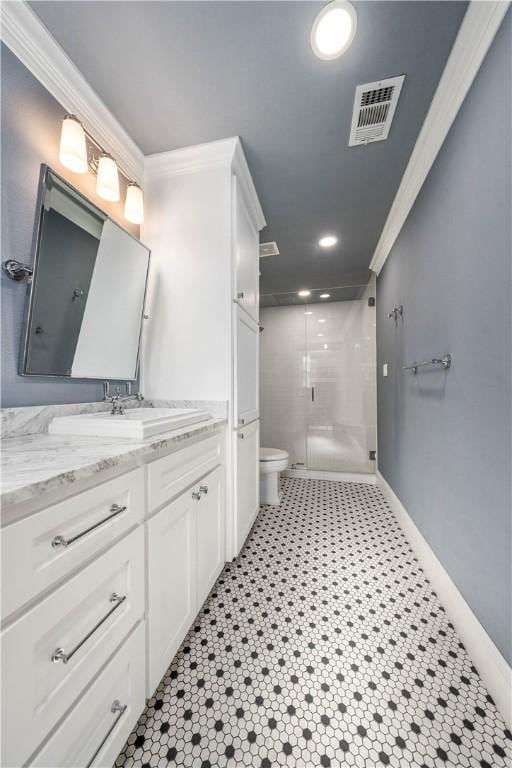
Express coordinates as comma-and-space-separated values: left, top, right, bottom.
260, 279, 376, 476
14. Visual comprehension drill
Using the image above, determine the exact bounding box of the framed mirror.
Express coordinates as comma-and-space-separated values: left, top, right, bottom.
21, 166, 150, 381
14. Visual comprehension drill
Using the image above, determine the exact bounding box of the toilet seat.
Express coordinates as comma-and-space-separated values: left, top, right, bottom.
260, 447, 289, 462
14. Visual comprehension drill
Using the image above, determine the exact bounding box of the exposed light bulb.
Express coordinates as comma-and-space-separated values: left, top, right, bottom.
59, 115, 88, 174
311, 0, 357, 61
124, 182, 144, 224
96, 154, 120, 202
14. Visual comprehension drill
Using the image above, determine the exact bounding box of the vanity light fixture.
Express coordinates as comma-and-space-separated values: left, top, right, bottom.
318, 235, 338, 248
298, 290, 311, 297
96, 153, 120, 202
320, 293, 331, 299
311, 0, 357, 61
59, 115, 88, 174
124, 182, 144, 224
58, 115, 143, 222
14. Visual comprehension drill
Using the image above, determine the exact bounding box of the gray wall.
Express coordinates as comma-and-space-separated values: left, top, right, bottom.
1, 44, 139, 407
377, 13, 511, 663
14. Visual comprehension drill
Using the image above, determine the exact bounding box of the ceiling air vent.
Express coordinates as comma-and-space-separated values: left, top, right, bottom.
259, 241, 280, 258
349, 75, 405, 146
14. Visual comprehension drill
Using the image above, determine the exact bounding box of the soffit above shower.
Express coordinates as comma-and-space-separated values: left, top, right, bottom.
28, 1, 468, 294
260, 285, 367, 307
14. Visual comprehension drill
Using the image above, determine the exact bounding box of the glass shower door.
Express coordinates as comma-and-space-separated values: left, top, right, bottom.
305, 292, 376, 474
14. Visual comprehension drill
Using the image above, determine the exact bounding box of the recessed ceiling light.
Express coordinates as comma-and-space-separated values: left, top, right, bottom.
311, 0, 357, 61
320, 293, 331, 299
318, 318, 326, 323
318, 235, 338, 248
298, 290, 311, 297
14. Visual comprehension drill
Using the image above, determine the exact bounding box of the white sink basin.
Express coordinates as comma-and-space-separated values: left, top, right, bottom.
48, 407, 211, 440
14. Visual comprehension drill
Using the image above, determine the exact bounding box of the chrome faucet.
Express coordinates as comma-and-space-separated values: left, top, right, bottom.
103, 382, 144, 416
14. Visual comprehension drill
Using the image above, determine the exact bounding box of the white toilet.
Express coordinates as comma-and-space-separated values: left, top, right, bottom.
259, 447, 289, 505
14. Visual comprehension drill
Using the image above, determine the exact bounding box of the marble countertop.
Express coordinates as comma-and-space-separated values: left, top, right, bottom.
1, 418, 225, 509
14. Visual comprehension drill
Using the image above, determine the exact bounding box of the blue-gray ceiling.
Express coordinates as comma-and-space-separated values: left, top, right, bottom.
30, 1, 467, 297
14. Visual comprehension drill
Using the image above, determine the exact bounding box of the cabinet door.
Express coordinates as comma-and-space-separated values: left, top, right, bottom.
234, 305, 259, 427
196, 466, 225, 608
233, 177, 259, 322
234, 419, 259, 556
146, 490, 197, 695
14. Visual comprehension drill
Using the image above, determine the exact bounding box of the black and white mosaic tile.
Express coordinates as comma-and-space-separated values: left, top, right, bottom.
116, 478, 511, 768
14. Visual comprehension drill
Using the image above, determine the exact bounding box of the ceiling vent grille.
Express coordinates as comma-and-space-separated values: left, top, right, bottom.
259, 241, 280, 258
349, 75, 405, 146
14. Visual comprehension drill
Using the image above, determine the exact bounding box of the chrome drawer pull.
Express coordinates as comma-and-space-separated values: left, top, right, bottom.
51, 593, 126, 664
85, 699, 127, 768
192, 491, 202, 501
238, 432, 245, 439
51, 504, 127, 549
199, 485, 209, 495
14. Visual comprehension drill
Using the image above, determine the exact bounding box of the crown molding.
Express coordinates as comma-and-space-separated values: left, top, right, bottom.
145, 137, 266, 231
370, 0, 510, 275
0, 1, 144, 184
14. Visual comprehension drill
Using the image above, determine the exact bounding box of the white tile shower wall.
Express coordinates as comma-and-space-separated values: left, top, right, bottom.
260, 280, 376, 474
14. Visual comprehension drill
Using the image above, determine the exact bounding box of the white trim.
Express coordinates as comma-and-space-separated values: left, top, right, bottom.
377, 471, 512, 728
370, 0, 510, 275
0, 1, 144, 184
284, 469, 376, 485
145, 137, 266, 231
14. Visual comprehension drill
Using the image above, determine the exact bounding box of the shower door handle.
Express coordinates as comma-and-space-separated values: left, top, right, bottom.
311, 386, 315, 402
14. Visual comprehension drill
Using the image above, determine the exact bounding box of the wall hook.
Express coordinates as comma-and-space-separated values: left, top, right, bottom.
387, 304, 403, 327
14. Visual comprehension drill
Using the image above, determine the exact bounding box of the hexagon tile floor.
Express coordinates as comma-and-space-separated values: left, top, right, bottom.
115, 478, 511, 768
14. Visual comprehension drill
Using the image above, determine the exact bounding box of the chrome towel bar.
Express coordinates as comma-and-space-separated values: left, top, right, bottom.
403, 354, 451, 374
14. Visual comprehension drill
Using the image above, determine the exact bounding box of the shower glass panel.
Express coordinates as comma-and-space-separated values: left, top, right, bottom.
260, 278, 376, 475
259, 305, 308, 467
305, 291, 376, 473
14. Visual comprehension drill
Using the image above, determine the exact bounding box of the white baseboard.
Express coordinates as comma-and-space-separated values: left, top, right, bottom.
377, 471, 512, 727
284, 469, 376, 485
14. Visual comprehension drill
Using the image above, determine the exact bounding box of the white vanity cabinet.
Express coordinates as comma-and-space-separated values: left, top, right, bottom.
233, 176, 260, 322
234, 419, 259, 553
146, 441, 225, 695
234, 304, 260, 427
143, 137, 265, 560
1, 425, 226, 768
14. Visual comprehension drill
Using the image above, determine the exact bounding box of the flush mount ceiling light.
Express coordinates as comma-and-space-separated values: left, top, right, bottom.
311, 0, 357, 61
298, 290, 311, 297
318, 235, 338, 248
320, 293, 331, 299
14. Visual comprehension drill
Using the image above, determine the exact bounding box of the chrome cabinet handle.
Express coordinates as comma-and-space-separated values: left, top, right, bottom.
237, 291, 244, 299
85, 699, 127, 768
238, 432, 245, 439
51, 504, 127, 549
51, 593, 126, 664
199, 485, 209, 495
192, 491, 202, 501
238, 417, 245, 425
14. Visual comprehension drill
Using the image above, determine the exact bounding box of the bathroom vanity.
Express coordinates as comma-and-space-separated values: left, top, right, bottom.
1, 417, 226, 768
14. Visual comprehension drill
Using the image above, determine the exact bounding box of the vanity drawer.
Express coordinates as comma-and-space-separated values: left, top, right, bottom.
1, 467, 144, 619
1, 527, 144, 768
30, 622, 145, 768
147, 433, 222, 514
